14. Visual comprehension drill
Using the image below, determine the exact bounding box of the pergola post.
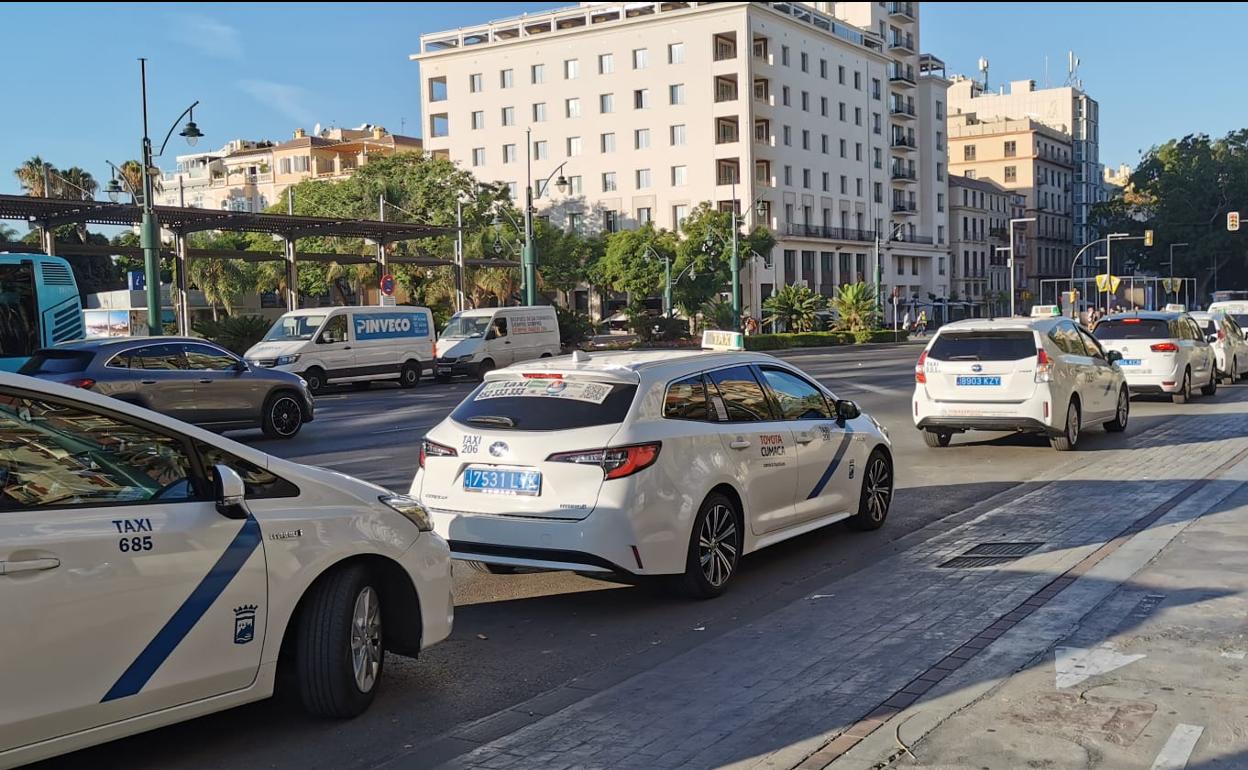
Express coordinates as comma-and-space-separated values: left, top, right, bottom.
175, 232, 191, 336
283, 236, 299, 312
39, 224, 55, 256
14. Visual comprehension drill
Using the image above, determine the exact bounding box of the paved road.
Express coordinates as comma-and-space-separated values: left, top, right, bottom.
34, 343, 1218, 770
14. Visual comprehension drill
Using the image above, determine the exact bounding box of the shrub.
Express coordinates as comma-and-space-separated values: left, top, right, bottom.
743, 329, 905, 351
193, 315, 272, 355
555, 305, 594, 349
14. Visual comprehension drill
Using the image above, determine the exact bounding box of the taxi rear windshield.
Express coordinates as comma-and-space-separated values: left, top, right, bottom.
18, 350, 94, 375
450, 380, 637, 431
928, 331, 1035, 361
1093, 318, 1171, 340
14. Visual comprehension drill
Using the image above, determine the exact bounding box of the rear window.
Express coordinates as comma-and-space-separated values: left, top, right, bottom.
18, 350, 94, 375
1199, 320, 1217, 336
451, 378, 637, 431
1231, 314, 1248, 328
928, 331, 1036, 361
1093, 319, 1171, 340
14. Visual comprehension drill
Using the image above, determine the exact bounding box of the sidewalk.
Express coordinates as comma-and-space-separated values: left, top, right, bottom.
397, 400, 1248, 770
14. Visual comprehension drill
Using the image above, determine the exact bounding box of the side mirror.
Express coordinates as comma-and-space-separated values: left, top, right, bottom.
1206, 334, 1218, 344
234, 359, 247, 373
485, 329, 497, 341
1106, 350, 1123, 364
835, 399, 861, 422
214, 464, 248, 519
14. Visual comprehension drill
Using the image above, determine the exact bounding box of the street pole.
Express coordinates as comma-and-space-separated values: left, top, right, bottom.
455, 199, 465, 311
664, 254, 673, 318
1007, 217, 1036, 317
731, 180, 741, 331
138, 59, 164, 336
522, 127, 537, 306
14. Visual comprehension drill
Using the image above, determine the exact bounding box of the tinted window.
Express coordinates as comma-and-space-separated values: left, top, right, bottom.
319, 315, 348, 344
183, 343, 238, 371
929, 331, 1035, 361
1048, 324, 1084, 356
128, 344, 186, 370
264, 314, 326, 342
1076, 328, 1105, 359
706, 366, 774, 423
664, 374, 708, 421
451, 379, 637, 431
1231, 314, 1248, 329
1093, 319, 1171, 340
0, 391, 200, 509
0, 262, 37, 359
759, 368, 833, 420
18, 350, 94, 375
196, 441, 299, 499
1198, 319, 1218, 336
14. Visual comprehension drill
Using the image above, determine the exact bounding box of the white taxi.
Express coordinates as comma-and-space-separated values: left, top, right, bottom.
0, 371, 452, 769
1092, 311, 1217, 403
410, 332, 894, 599
914, 315, 1130, 451
1189, 311, 1248, 383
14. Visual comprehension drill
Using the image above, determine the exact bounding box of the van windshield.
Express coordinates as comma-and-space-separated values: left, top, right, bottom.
443, 316, 491, 338
263, 315, 326, 342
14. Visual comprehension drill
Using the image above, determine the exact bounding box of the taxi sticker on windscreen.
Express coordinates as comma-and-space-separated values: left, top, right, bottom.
475, 379, 612, 404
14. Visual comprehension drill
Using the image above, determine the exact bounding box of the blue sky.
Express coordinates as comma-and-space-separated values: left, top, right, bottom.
0, 2, 1242, 197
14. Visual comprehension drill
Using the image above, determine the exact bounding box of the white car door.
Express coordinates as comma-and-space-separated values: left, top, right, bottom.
486, 316, 515, 368
0, 387, 266, 753
1076, 326, 1119, 420
1185, 317, 1215, 385
315, 314, 355, 382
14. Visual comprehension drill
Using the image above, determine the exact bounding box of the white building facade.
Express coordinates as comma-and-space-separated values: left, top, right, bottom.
415, 1, 950, 318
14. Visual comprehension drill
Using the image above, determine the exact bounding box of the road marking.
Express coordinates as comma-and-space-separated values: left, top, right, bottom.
1221, 650, 1247, 660
327, 454, 390, 467
1150, 724, 1203, 770
1054, 643, 1145, 688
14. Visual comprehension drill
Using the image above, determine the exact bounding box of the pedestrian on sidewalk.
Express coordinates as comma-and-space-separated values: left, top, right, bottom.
903, 310, 912, 334
916, 310, 928, 338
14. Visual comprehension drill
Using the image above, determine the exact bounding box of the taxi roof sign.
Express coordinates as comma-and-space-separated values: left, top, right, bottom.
702, 329, 745, 351
1164, 303, 1187, 312
1030, 304, 1061, 318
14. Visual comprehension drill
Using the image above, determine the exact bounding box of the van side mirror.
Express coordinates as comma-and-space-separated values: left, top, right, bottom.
835, 399, 860, 422
214, 464, 248, 519
1106, 350, 1123, 364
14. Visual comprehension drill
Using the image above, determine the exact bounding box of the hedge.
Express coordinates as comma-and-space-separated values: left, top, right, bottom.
744, 329, 909, 351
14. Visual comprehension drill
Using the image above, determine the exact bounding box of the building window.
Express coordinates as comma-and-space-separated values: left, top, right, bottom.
531, 64, 545, 84
673, 204, 689, 229
599, 53, 614, 74
782, 86, 790, 106
938, 225, 945, 244
567, 211, 584, 232
604, 210, 619, 232
636, 168, 651, 189
469, 73, 483, 93
784, 165, 793, 186
873, 113, 882, 134
937, 162, 944, 181
854, 106, 862, 126
874, 181, 883, 203
533, 102, 547, 122
820, 58, 828, 78
939, 257, 946, 276
564, 59, 579, 79
781, 45, 790, 66
820, 96, 828, 117
801, 91, 810, 112
565, 98, 581, 118
602, 172, 617, 192
669, 83, 686, 105
800, 51, 809, 72
671, 124, 687, 145
471, 148, 485, 167
501, 106, 515, 126
500, 69, 513, 89
599, 93, 614, 114
964, 145, 976, 161
936, 100, 945, 120
854, 70, 862, 90
634, 89, 650, 109
838, 65, 845, 84
839, 138, 847, 158
840, 175, 848, 195
872, 77, 881, 100
503, 144, 517, 164
801, 129, 810, 150
783, 125, 792, 146
471, 111, 485, 130
628, 129, 648, 151
822, 172, 830, 192
855, 142, 863, 161
839, 102, 847, 121
1005, 166, 1017, 182
533, 140, 548, 161
566, 175, 583, 195
936, 130, 944, 150
601, 132, 616, 153
821, 134, 829, 154
637, 207, 652, 225
633, 48, 648, 69
874, 147, 882, 168
966, 169, 976, 179
802, 169, 811, 189
671, 165, 687, 186
566, 136, 582, 156
937, 192, 945, 212
668, 42, 685, 64
1004, 140, 1017, 157
856, 178, 863, 196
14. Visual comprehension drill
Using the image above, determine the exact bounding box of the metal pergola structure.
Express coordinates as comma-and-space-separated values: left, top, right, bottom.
1040, 275, 1199, 317
0, 194, 513, 333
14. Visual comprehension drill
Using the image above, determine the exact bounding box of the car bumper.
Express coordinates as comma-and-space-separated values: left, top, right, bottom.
400, 532, 454, 650
916, 415, 1060, 435
434, 360, 478, 377
913, 387, 1058, 434
1120, 369, 1181, 393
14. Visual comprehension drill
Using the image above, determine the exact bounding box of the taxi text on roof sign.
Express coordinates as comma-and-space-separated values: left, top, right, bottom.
1164, 303, 1187, 312
702, 330, 745, 351
1030, 305, 1062, 318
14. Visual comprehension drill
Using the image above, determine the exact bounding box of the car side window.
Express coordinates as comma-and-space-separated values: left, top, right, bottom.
706, 366, 776, 423
319, 315, 348, 344
0, 390, 202, 510
758, 367, 833, 420
1190, 319, 1205, 341
183, 343, 239, 372
1052, 324, 1081, 355
195, 441, 299, 499
1076, 328, 1105, 360
130, 344, 187, 371
491, 318, 509, 339
106, 351, 130, 369
664, 374, 708, 421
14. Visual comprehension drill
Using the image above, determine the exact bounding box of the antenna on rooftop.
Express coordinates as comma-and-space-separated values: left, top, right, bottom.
977, 57, 989, 91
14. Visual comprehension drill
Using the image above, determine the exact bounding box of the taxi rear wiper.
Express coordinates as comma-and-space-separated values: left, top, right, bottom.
466, 415, 517, 428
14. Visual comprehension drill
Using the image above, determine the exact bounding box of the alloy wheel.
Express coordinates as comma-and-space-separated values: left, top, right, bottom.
350, 586, 382, 693
865, 456, 892, 522
698, 504, 738, 588
270, 396, 302, 437
1068, 404, 1079, 445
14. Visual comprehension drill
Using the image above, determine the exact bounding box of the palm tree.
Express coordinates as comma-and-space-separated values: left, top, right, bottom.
0, 223, 16, 244
764, 284, 825, 332
188, 257, 248, 321
831, 282, 879, 333
55, 167, 97, 200
118, 160, 149, 202
14, 156, 56, 197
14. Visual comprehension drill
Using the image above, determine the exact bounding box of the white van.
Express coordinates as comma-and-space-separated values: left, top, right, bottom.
246, 305, 435, 393
434, 306, 561, 380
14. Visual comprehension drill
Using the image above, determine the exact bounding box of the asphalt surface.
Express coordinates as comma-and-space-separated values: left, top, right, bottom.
32, 342, 1212, 770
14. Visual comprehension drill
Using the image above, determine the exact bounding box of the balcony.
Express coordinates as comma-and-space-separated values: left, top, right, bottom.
908, 235, 935, 245
889, 2, 915, 20
891, 200, 918, 215
890, 166, 917, 182
889, 66, 916, 87
783, 223, 876, 243
890, 103, 916, 120
891, 135, 918, 151
989, 226, 1008, 239
889, 33, 914, 53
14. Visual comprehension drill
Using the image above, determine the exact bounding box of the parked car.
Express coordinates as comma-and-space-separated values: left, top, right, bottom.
435, 306, 561, 381
246, 305, 437, 394
19, 337, 314, 439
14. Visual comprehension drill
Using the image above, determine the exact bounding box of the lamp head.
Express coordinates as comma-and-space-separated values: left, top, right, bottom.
179, 113, 204, 147
554, 174, 569, 193
106, 177, 123, 203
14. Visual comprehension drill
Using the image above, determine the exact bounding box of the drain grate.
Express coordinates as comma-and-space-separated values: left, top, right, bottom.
940, 542, 1043, 569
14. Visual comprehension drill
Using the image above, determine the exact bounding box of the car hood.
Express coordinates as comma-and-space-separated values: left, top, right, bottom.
246, 341, 304, 360
439, 338, 481, 358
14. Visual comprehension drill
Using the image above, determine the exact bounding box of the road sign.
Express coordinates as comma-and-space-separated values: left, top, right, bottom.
1230, 211, 1241, 232
380, 273, 396, 296
1096, 274, 1122, 293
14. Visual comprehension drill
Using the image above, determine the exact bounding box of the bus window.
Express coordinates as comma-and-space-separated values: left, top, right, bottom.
0, 262, 38, 360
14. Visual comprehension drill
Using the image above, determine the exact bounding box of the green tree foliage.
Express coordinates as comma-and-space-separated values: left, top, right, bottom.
192, 315, 271, 355
763, 284, 826, 332
1092, 131, 1248, 299
673, 203, 776, 318
831, 282, 879, 332
187, 231, 255, 319
595, 224, 678, 302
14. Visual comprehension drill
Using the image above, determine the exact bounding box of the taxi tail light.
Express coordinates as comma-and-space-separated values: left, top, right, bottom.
65, 378, 95, 389
1122, 318, 1142, 324
915, 351, 927, 384
1151, 342, 1179, 353
419, 439, 457, 469
522, 373, 563, 379
547, 442, 662, 480
1035, 348, 1054, 383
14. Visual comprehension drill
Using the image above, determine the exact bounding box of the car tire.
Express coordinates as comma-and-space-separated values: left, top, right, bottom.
302, 367, 328, 395
261, 391, 305, 439
1050, 400, 1080, 451
476, 359, 495, 381
399, 360, 421, 389
540, 353, 553, 358
672, 492, 742, 600
1201, 365, 1218, 397
1104, 387, 1130, 432
922, 429, 952, 448
1172, 369, 1191, 404
1225, 358, 1238, 385
848, 449, 892, 531
466, 561, 519, 575
294, 565, 383, 718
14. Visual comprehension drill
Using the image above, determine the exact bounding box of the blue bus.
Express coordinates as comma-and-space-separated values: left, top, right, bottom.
0, 253, 85, 372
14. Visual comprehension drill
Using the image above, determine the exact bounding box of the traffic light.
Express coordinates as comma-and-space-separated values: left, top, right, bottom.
1144, 229, 1154, 247
1230, 211, 1241, 232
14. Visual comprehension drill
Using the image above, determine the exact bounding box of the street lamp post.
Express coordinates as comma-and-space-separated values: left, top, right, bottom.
135, 58, 203, 335
1168, 242, 1189, 301
874, 222, 907, 315
522, 126, 570, 306
1006, 217, 1036, 317
1066, 232, 1130, 318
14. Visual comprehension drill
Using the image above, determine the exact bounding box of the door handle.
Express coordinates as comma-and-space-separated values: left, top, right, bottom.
199, 379, 213, 384
503, 340, 511, 344
729, 438, 752, 450
343, 346, 352, 350
140, 380, 157, 385
795, 433, 815, 445
1, 557, 60, 575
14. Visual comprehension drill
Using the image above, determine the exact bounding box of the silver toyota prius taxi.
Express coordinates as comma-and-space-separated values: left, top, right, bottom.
411, 331, 894, 599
